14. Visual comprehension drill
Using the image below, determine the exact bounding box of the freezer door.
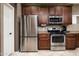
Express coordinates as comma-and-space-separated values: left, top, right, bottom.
27, 37, 38, 51
20, 37, 28, 51
27, 15, 38, 36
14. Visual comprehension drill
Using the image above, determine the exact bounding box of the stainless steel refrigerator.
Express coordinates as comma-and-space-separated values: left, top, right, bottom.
20, 15, 38, 52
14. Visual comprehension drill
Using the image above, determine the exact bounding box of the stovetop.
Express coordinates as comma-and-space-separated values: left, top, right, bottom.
48, 30, 66, 34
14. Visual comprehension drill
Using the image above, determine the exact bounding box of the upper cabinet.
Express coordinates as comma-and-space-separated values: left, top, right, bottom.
49, 6, 72, 25
39, 7, 48, 14
31, 6, 40, 15
63, 6, 72, 25
55, 6, 63, 16
23, 6, 31, 15
49, 6, 63, 16
38, 7, 48, 26
22, 6, 39, 15
22, 5, 72, 25
49, 6, 55, 15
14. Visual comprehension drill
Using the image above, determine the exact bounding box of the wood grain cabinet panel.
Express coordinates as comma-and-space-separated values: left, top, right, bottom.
22, 6, 39, 15
49, 7, 55, 15
49, 6, 63, 16
39, 39, 50, 50
39, 7, 48, 14
38, 15, 48, 25
63, 6, 72, 25
23, 6, 31, 15
76, 34, 79, 47
31, 6, 39, 15
38, 7, 48, 25
55, 6, 63, 16
66, 34, 76, 50
38, 33, 50, 50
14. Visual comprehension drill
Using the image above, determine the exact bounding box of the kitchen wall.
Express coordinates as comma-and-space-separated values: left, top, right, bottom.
72, 4, 79, 24
15, 3, 22, 51
0, 4, 2, 56
67, 4, 79, 32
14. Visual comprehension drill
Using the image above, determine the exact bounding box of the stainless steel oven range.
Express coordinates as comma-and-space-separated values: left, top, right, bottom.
51, 34, 65, 50
48, 26, 66, 51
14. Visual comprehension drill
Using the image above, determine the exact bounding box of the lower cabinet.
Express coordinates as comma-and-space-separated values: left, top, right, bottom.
38, 33, 50, 50
66, 34, 76, 50
76, 34, 79, 47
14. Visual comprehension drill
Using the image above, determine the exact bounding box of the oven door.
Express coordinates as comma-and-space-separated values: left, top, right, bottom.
51, 34, 65, 46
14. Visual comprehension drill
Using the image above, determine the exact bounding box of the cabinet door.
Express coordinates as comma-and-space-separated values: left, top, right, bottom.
38, 14, 48, 25
22, 6, 31, 15
38, 7, 48, 25
49, 7, 55, 15
39, 7, 48, 14
38, 38, 50, 50
66, 34, 76, 50
31, 6, 39, 15
55, 6, 63, 16
63, 6, 72, 25
76, 34, 79, 47
38, 33, 50, 50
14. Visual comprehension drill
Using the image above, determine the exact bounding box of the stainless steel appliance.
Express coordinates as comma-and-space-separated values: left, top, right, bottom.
51, 34, 65, 50
48, 16, 63, 24
20, 15, 38, 52
48, 26, 66, 50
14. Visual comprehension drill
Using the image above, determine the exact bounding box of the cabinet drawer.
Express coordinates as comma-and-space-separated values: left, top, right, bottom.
66, 34, 76, 38
39, 37, 49, 40
38, 34, 49, 38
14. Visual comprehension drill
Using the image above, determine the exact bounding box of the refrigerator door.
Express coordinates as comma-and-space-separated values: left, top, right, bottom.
27, 15, 38, 36
20, 15, 28, 37
24, 15, 28, 36
27, 37, 38, 51
20, 16, 28, 51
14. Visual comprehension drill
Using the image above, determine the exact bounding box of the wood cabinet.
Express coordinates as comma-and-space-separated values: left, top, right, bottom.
49, 6, 55, 15
38, 15, 48, 26
22, 6, 39, 15
22, 5, 72, 25
38, 7, 48, 26
38, 32, 50, 50
49, 6, 63, 16
76, 34, 79, 47
39, 7, 48, 14
63, 6, 72, 25
49, 6, 72, 25
55, 6, 63, 16
66, 34, 76, 50
23, 6, 31, 15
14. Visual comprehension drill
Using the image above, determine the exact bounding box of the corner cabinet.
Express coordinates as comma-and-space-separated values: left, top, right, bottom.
66, 34, 76, 50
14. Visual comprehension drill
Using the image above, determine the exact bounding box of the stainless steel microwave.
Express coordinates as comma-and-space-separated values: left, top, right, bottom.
48, 16, 63, 24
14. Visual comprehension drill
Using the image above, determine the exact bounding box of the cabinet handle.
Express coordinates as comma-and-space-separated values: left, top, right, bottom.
9, 33, 12, 35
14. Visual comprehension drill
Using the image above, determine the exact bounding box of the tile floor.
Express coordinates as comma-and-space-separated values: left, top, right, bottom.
11, 48, 79, 56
